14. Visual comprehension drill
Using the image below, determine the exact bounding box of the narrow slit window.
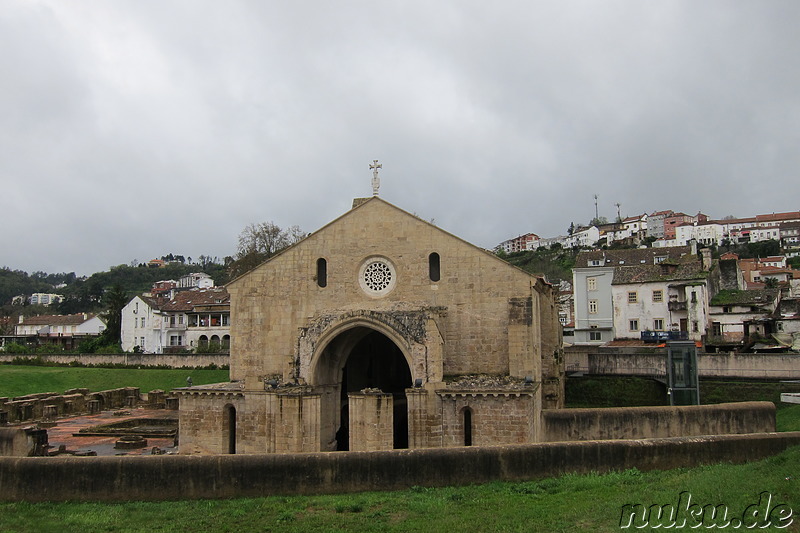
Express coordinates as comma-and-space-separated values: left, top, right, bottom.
316, 258, 327, 288
463, 407, 473, 446
429, 252, 440, 282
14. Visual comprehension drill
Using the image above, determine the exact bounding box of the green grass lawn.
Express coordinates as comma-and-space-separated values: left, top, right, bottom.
778, 403, 800, 432
0, 445, 798, 532
0, 365, 230, 398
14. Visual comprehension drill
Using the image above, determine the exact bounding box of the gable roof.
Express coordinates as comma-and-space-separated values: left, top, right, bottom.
227, 196, 548, 288
612, 254, 708, 285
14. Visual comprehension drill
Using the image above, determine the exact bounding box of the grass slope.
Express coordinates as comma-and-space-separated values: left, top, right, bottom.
0, 365, 229, 398
0, 446, 798, 532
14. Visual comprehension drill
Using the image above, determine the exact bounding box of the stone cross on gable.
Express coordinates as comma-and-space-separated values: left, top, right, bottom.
369, 160, 382, 196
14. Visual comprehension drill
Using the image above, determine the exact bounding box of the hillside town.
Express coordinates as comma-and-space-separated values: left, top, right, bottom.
500, 209, 800, 352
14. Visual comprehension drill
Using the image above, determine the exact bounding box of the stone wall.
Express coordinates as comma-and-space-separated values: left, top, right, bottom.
543, 401, 775, 442
0, 353, 229, 368
1, 432, 798, 502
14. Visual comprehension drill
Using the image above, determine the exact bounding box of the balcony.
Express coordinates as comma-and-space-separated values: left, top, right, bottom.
668, 301, 687, 311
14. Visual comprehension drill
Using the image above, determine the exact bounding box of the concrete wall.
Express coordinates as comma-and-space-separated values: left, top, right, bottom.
543, 401, 775, 442
1, 432, 798, 502
565, 348, 800, 380
0, 353, 229, 368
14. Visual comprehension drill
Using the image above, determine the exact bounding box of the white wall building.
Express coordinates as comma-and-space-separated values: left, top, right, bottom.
121, 295, 166, 353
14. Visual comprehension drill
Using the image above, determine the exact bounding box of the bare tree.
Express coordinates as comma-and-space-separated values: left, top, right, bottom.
230, 221, 306, 278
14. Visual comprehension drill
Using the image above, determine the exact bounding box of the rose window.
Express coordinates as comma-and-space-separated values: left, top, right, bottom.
363, 261, 392, 291
359, 258, 396, 296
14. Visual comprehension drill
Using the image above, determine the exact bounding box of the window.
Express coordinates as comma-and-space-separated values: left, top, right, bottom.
316, 258, 327, 288
589, 331, 602, 341
723, 306, 732, 313
463, 407, 473, 447
654, 318, 665, 331
587, 277, 597, 291
629, 320, 639, 331
652, 290, 663, 303
589, 259, 601, 266
140, 337, 145, 349
588, 299, 598, 314
628, 292, 638, 303
429, 252, 440, 282
141, 317, 146, 328
179, 315, 184, 325
169, 335, 183, 346
693, 321, 699, 333
654, 256, 667, 264
691, 291, 697, 303
222, 315, 229, 327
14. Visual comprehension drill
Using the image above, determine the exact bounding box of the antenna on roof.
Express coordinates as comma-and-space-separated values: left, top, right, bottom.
593, 194, 599, 221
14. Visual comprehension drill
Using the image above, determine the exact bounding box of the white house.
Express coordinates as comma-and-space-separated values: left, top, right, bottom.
120, 295, 166, 353
121, 288, 230, 353
750, 226, 781, 243
611, 254, 711, 342
14, 313, 106, 349
565, 226, 600, 249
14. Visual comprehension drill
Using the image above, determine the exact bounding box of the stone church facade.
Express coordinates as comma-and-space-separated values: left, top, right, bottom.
178, 197, 564, 454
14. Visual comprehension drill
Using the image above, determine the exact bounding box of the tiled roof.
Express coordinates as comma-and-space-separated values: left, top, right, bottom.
756, 212, 800, 223
19, 314, 94, 326
709, 289, 779, 307
575, 246, 692, 268
161, 288, 230, 312
611, 254, 707, 285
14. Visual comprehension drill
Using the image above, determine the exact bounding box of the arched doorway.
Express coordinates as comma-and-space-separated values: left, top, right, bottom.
313, 326, 413, 451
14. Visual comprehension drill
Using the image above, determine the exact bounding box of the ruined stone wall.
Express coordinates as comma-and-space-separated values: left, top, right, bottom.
227, 199, 556, 388
2, 432, 799, 501
438, 391, 538, 447
176, 388, 323, 454
0, 388, 140, 425
542, 401, 775, 442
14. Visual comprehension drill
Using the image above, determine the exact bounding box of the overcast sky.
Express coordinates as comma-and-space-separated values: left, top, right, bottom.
3, 1, 800, 276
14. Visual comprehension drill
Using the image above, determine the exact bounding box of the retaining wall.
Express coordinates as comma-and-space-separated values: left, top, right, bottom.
543, 401, 775, 442
564, 348, 800, 380
0, 432, 798, 502
0, 353, 229, 368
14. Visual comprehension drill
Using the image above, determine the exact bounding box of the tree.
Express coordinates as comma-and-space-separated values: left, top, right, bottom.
100, 284, 129, 346
228, 221, 306, 278
589, 216, 608, 227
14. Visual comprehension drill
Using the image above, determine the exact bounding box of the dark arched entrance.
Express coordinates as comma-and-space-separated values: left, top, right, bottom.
314, 326, 413, 451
